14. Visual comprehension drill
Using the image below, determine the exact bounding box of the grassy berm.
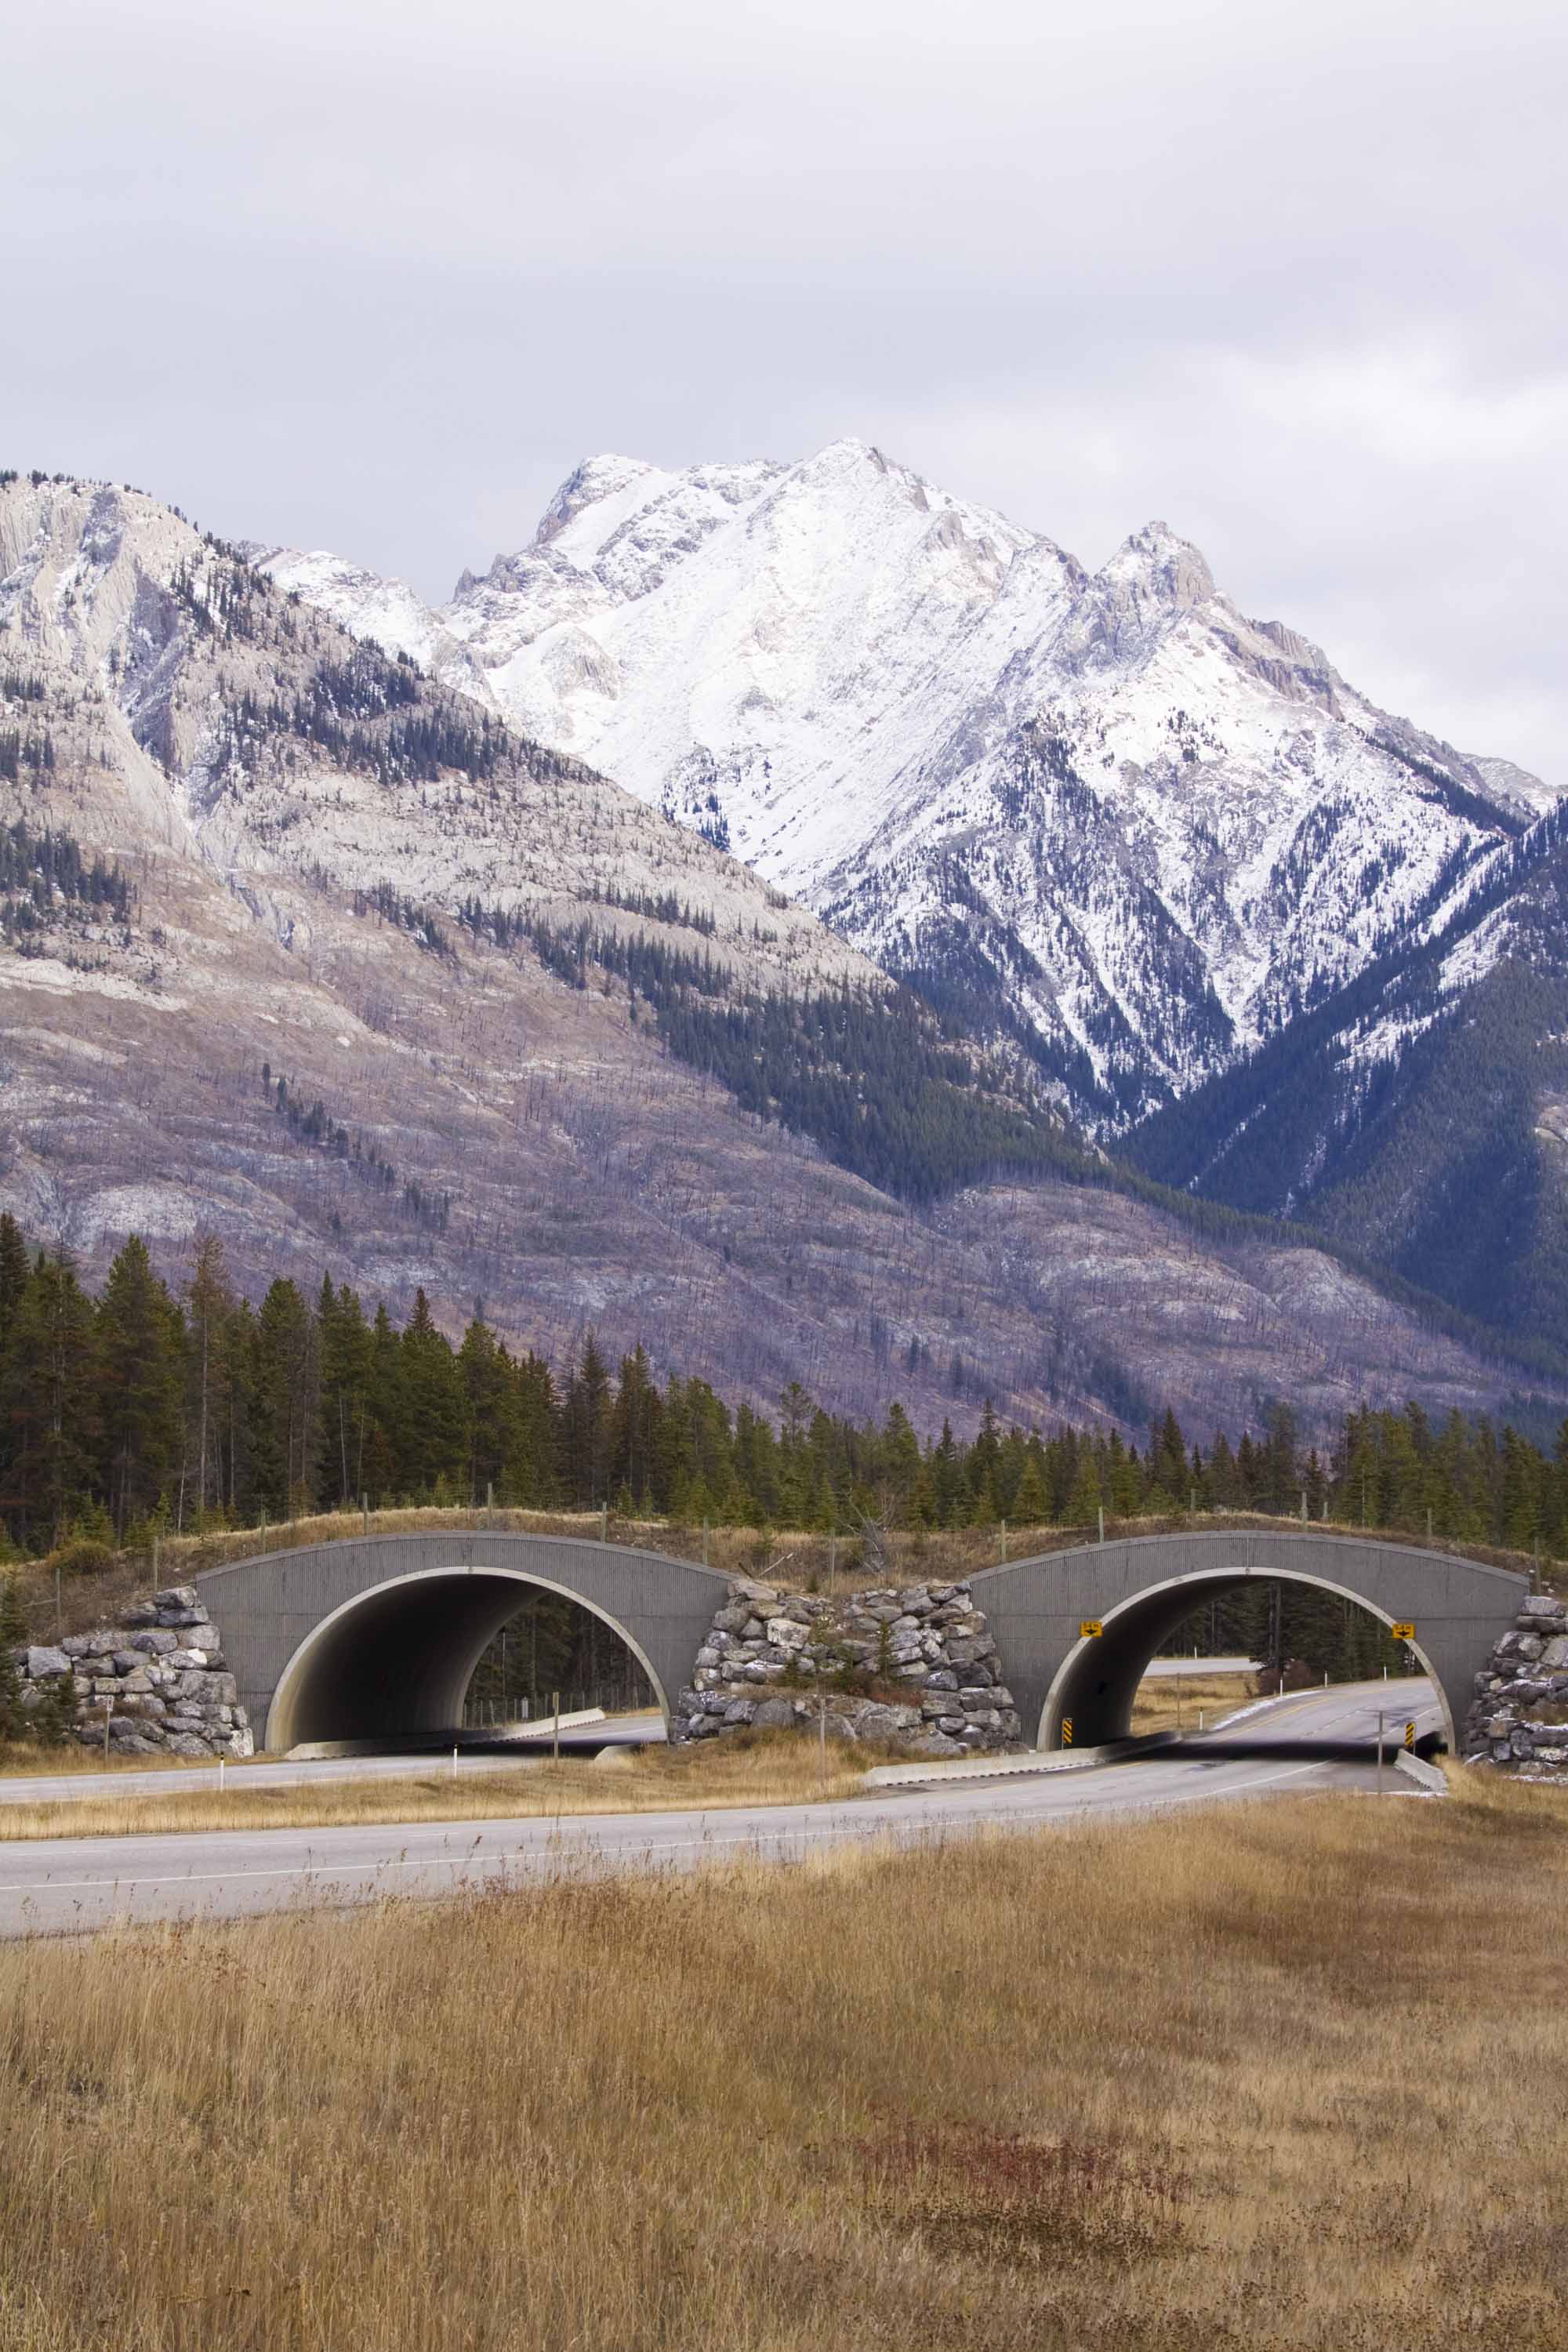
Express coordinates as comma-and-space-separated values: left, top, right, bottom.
2, 1773, 1565, 2350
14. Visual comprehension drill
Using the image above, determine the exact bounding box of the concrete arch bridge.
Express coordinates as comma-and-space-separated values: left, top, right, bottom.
193, 1526, 1526, 1756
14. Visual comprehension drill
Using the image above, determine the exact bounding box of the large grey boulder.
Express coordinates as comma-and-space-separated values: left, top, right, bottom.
25, 1646, 70, 1680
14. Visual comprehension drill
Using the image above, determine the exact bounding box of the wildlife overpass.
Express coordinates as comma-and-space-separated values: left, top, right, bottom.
194, 1532, 731, 1754
194, 1525, 1525, 1756
971, 1527, 1525, 1754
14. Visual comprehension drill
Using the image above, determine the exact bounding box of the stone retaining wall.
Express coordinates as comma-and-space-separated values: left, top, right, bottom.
14, 1584, 253, 1758
1464, 1592, 1568, 1773
671, 1577, 1022, 1757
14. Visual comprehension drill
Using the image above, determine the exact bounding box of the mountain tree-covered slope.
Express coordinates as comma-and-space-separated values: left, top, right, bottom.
1125, 804, 1568, 1347
1, 467, 1548, 1439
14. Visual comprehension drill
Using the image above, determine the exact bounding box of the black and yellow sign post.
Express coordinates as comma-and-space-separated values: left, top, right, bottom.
1062, 1618, 1100, 1750
1405, 1719, 1416, 1751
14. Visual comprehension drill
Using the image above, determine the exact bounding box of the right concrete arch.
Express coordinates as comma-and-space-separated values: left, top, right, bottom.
967, 1529, 1528, 1754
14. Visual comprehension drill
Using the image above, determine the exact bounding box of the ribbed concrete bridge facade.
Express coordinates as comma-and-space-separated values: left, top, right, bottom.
194, 1526, 1526, 1755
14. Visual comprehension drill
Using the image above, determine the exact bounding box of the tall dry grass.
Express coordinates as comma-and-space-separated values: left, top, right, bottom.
2, 1776, 1566, 2350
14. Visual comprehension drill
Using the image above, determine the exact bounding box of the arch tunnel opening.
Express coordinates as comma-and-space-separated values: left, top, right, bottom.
1042, 1570, 1447, 1756
265, 1569, 664, 1754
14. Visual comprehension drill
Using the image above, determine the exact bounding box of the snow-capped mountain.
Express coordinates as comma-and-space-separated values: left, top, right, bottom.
236, 543, 501, 713
8, 468, 1537, 1436
1125, 797, 1568, 1353
253, 439, 1558, 1128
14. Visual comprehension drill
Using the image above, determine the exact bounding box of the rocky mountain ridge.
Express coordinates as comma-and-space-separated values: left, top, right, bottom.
0, 466, 1547, 1439
255, 439, 1559, 1129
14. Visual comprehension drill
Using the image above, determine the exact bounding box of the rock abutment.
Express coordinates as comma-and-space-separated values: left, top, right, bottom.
671, 1577, 1022, 1755
1465, 1592, 1568, 1773
14, 1584, 253, 1759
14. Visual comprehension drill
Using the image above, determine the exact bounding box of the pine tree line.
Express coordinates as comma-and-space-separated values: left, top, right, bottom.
0, 730, 56, 783
2, 1214, 1566, 1574
0, 819, 131, 935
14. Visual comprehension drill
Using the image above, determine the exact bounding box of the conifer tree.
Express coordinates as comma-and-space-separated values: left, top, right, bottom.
397, 1290, 468, 1495
316, 1278, 372, 1507
3, 1249, 97, 1545
96, 1236, 183, 1533
185, 1231, 235, 1523
251, 1279, 317, 1517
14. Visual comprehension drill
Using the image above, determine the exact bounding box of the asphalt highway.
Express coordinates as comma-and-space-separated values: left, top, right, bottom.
0, 1711, 665, 1808
0, 1678, 1436, 1938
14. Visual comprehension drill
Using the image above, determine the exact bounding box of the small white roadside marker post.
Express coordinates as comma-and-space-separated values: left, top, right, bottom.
452, 1746, 459, 1781
103, 1699, 112, 1760
1377, 1711, 1385, 1795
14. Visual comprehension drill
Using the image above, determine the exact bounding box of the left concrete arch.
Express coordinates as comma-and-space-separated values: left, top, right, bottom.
194, 1533, 731, 1752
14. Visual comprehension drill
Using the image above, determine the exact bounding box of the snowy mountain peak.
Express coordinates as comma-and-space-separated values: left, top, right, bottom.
1105, 520, 1216, 608
532, 452, 671, 551
247, 442, 1560, 1133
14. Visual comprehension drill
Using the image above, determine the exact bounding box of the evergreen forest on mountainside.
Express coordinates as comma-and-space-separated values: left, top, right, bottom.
2, 1215, 1564, 1575
503, 909, 1563, 1381
1126, 808, 1568, 1357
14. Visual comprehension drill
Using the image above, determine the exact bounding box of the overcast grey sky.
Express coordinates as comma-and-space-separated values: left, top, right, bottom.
7, 0, 1565, 775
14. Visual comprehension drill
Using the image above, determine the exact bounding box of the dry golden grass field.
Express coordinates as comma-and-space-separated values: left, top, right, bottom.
1, 1770, 1564, 2351
0, 1734, 874, 1841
